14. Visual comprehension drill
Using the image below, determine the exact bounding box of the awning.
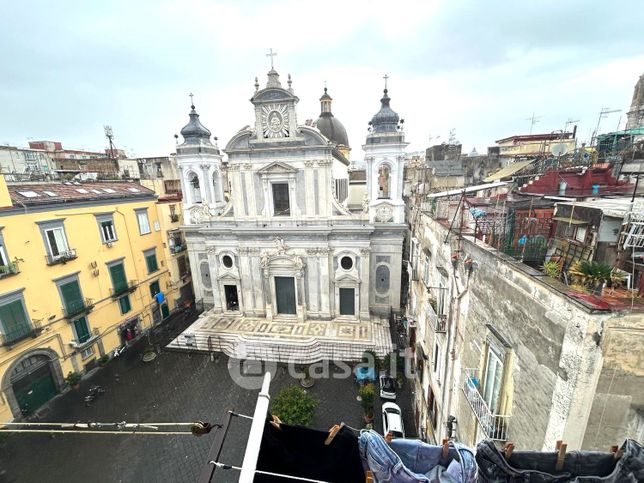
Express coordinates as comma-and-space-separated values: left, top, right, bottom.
553, 216, 588, 225
484, 159, 535, 182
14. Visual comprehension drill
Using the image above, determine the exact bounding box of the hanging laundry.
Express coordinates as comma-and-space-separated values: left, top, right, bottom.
254, 419, 365, 482
475, 438, 644, 482
359, 430, 476, 482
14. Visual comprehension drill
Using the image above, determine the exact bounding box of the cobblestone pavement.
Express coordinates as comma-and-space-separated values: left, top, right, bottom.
0, 313, 416, 483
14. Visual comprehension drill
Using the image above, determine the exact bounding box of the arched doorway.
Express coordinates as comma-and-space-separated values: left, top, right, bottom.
3, 349, 63, 418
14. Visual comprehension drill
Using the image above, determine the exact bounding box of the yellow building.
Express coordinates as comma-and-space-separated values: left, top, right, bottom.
0, 175, 173, 422
496, 133, 577, 166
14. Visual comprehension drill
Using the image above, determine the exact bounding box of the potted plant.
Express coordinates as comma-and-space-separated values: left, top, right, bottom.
542, 260, 562, 279
98, 355, 110, 367
271, 385, 318, 426
568, 261, 613, 295
299, 364, 315, 388
65, 371, 82, 389
359, 383, 375, 423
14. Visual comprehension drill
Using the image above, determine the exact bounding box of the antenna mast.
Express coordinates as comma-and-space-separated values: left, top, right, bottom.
104, 125, 116, 160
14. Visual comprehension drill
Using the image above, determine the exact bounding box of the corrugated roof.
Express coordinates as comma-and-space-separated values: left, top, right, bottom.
484, 159, 535, 182
5, 181, 155, 207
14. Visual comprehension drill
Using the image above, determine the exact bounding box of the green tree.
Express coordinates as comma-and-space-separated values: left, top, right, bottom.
271, 385, 318, 426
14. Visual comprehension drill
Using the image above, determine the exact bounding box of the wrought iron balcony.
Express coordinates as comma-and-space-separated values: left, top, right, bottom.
110, 280, 138, 298
63, 298, 94, 319
0, 320, 43, 347
45, 249, 78, 266
426, 300, 447, 333
0, 261, 20, 279
169, 213, 180, 223
462, 368, 510, 441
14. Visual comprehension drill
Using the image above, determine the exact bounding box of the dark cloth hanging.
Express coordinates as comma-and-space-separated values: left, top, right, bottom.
476, 438, 644, 482
254, 419, 365, 483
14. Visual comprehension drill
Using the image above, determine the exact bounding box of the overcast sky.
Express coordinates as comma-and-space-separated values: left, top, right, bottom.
1, 0, 642, 160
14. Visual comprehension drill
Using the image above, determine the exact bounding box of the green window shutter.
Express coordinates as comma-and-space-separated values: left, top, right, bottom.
61, 281, 83, 313
0, 300, 30, 342
149, 281, 160, 297
146, 253, 158, 273
119, 295, 131, 314
74, 317, 90, 343
110, 263, 127, 292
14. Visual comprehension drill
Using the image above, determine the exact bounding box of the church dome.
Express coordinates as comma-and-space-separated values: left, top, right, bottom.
370, 88, 400, 134
315, 88, 349, 147
180, 105, 212, 144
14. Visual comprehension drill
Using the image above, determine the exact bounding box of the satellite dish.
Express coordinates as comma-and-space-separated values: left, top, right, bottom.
551, 143, 569, 156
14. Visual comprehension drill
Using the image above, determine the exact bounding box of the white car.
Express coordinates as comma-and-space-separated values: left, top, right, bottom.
379, 374, 396, 400
382, 402, 405, 439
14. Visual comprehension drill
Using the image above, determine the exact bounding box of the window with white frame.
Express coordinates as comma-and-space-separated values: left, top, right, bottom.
0, 230, 8, 266
481, 328, 511, 415
423, 254, 431, 287
95, 213, 117, 243
38, 220, 71, 260
135, 209, 151, 235
81, 346, 94, 359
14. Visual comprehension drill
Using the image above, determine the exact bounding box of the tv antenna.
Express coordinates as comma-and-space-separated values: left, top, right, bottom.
564, 118, 579, 133
525, 113, 542, 134
104, 125, 116, 160
591, 107, 620, 146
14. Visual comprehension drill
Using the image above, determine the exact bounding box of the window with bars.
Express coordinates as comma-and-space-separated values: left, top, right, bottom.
149, 280, 161, 298
624, 220, 644, 248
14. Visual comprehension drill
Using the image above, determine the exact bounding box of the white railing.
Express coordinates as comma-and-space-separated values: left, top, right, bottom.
462, 368, 510, 441
426, 301, 446, 333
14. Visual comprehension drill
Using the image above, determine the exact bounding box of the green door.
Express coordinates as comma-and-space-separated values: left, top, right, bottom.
275, 276, 296, 315
13, 364, 58, 416
161, 303, 170, 319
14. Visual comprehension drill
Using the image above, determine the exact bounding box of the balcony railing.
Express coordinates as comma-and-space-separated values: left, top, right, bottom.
0, 320, 43, 347
462, 368, 510, 441
0, 261, 20, 279
63, 298, 95, 319
169, 213, 180, 223
170, 243, 186, 254
408, 261, 419, 281
426, 301, 447, 333
45, 249, 78, 266
110, 280, 138, 298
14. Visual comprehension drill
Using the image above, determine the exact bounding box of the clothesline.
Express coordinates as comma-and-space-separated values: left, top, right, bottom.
211, 461, 332, 483
0, 420, 216, 436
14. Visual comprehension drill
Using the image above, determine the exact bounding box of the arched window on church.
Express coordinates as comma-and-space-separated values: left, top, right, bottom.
189, 173, 202, 204
378, 164, 391, 199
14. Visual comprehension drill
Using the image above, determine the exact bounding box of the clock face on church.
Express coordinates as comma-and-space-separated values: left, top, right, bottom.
261, 103, 289, 138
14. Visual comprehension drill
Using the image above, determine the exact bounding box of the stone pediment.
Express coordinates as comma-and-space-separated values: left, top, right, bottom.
334, 270, 360, 283
257, 161, 298, 175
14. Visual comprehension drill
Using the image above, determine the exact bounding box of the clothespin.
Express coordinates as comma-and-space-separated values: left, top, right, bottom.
385, 431, 394, 443
610, 444, 623, 460
365, 470, 374, 482
555, 442, 567, 472
503, 442, 515, 460
442, 438, 449, 459
324, 423, 344, 445
270, 415, 282, 430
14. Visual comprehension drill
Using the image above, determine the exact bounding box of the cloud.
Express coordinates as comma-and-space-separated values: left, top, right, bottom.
0, 0, 641, 158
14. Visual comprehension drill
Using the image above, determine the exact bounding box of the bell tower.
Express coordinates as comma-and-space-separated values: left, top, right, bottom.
176, 97, 225, 224
363, 77, 408, 224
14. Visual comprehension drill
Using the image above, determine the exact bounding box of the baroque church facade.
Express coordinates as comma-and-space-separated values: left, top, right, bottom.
172, 65, 407, 359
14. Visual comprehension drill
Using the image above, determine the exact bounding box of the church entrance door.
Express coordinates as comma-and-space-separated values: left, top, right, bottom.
275, 276, 296, 315
339, 288, 355, 316
224, 285, 239, 311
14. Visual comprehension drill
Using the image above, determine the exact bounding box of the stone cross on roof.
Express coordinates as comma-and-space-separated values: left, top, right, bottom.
266, 48, 277, 70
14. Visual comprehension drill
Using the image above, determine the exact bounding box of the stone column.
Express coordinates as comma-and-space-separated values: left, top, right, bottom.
304, 160, 314, 216
359, 248, 371, 320
305, 248, 319, 317
248, 248, 263, 316
238, 247, 253, 316
318, 248, 331, 319
243, 164, 257, 217
207, 247, 223, 313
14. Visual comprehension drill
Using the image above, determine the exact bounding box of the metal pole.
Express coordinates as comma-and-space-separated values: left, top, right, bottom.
239, 372, 272, 482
